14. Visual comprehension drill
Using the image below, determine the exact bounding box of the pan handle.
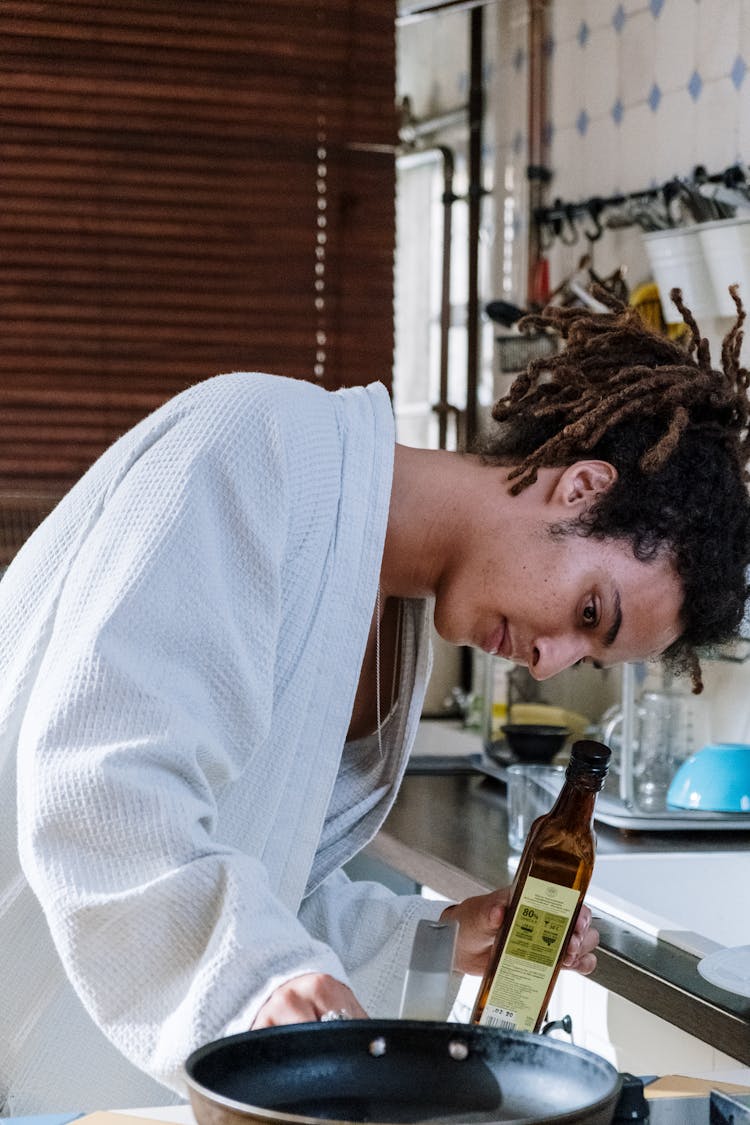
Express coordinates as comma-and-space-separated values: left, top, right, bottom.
399, 919, 458, 1020
540, 1014, 573, 1039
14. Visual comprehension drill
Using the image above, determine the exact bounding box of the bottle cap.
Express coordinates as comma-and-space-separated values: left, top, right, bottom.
569, 739, 612, 776
571, 739, 612, 763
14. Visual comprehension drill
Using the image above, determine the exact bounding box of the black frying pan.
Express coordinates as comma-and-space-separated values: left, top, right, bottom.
184, 1020, 621, 1125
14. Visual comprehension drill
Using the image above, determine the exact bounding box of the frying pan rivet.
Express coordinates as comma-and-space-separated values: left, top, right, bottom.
368, 1037, 387, 1057
448, 1039, 469, 1061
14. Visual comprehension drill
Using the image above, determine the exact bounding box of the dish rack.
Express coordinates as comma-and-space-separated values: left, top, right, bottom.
593, 663, 749, 832
478, 656, 749, 833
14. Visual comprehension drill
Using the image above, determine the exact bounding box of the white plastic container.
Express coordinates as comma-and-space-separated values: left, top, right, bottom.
698, 215, 750, 318
643, 226, 719, 324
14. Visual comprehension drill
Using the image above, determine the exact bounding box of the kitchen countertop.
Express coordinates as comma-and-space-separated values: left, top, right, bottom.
365, 720, 750, 1066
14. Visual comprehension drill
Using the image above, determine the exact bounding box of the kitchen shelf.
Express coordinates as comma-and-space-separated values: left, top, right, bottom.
593, 790, 750, 832
474, 751, 750, 833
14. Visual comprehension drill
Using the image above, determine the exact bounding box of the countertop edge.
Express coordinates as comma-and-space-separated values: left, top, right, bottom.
366, 828, 750, 1066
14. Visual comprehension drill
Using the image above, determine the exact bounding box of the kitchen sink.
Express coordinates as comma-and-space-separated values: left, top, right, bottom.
587, 851, 749, 958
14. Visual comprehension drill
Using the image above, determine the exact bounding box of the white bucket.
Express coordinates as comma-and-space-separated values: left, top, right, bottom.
697, 216, 750, 318
643, 226, 719, 324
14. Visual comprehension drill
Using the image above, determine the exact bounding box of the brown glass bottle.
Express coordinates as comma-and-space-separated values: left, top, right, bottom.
471, 739, 611, 1032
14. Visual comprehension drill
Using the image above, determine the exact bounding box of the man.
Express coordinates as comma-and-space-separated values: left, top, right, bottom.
0, 287, 746, 1111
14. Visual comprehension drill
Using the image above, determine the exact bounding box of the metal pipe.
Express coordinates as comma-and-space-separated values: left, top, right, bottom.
457, 4, 486, 693
396, 148, 451, 171
464, 3, 484, 450
397, 0, 491, 26
399, 107, 469, 144
396, 145, 457, 450
527, 0, 550, 305
436, 145, 455, 449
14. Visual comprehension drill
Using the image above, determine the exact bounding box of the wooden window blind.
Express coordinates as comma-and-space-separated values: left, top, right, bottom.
0, 1, 397, 563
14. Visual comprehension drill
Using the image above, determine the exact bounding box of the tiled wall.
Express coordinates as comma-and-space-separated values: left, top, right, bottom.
397, 0, 750, 732
494, 0, 750, 350
549, 0, 749, 199
398, 0, 750, 398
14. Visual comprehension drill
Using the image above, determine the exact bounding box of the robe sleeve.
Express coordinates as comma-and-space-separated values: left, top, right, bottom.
16, 398, 352, 1094
299, 868, 461, 1018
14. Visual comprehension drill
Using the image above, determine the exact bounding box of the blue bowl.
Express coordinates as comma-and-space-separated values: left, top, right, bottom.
667, 743, 750, 813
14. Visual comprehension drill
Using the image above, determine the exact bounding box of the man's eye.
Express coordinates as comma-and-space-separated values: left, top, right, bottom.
582, 599, 599, 626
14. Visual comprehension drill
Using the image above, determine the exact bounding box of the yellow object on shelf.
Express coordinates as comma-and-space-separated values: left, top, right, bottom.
508, 703, 590, 740
629, 279, 689, 342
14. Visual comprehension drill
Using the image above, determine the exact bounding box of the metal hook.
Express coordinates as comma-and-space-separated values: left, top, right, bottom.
583, 197, 604, 242
559, 203, 579, 245
538, 218, 555, 252
661, 179, 683, 227
723, 163, 747, 189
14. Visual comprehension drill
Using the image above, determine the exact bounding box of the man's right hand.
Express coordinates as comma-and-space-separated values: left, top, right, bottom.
251, 972, 368, 1028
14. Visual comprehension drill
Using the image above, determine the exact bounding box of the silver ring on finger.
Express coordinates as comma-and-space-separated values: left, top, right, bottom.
320, 1008, 351, 1022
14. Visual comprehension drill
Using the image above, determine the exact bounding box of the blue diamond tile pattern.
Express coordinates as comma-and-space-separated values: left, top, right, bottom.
611, 98, 624, 125
613, 4, 626, 33
576, 108, 590, 136
731, 55, 747, 90
649, 0, 665, 17
688, 70, 703, 101
578, 20, 590, 47
648, 83, 662, 112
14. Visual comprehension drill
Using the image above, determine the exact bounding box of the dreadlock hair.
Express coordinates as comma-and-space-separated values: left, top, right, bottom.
477, 284, 750, 692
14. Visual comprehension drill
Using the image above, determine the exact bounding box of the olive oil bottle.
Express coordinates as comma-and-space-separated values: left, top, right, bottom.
471, 739, 611, 1032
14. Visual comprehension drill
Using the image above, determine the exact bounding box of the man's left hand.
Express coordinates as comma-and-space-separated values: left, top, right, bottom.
440, 888, 599, 977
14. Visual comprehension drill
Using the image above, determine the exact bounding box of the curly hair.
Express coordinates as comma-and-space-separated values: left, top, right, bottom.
478, 285, 750, 692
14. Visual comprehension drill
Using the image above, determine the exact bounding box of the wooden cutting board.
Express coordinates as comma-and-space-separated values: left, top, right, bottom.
645, 1075, 750, 1099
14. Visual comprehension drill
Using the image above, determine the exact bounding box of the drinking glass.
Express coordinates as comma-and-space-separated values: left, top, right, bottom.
506, 763, 566, 851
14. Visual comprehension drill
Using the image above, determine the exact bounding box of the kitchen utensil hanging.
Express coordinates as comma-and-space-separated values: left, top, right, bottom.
495, 332, 558, 374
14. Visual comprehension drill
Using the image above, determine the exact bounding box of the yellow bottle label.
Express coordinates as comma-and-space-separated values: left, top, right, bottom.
479, 875, 580, 1031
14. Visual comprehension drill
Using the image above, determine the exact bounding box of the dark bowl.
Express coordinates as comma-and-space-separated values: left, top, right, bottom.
501, 723, 570, 763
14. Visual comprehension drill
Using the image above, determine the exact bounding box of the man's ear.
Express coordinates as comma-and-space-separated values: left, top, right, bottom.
552, 460, 618, 509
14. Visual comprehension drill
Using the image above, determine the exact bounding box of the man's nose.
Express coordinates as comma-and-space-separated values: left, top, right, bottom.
529, 635, 589, 680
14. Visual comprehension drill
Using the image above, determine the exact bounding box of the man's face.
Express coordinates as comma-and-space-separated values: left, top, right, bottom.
431, 463, 684, 679
475, 533, 682, 679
